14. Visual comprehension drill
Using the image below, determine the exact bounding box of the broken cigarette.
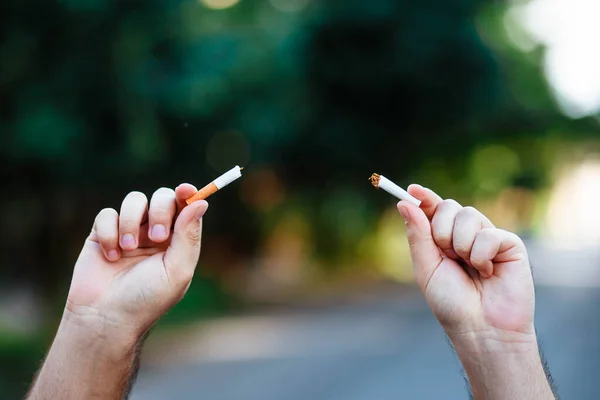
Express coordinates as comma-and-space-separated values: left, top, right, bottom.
186, 165, 244, 205
369, 173, 421, 207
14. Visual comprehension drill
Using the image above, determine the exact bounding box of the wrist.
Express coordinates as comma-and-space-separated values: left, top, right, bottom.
60, 306, 142, 359
449, 326, 539, 356
450, 327, 543, 376
449, 328, 554, 400
28, 307, 143, 399
64, 298, 150, 340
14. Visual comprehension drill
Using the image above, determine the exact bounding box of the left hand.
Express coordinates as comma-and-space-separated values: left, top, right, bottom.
66, 184, 208, 338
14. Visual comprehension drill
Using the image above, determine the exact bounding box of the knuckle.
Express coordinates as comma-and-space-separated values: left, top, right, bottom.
186, 227, 201, 247
477, 227, 496, 240
97, 207, 117, 220
97, 226, 117, 238
453, 240, 470, 254
432, 226, 452, 244
441, 199, 461, 209
125, 191, 147, 203
97, 233, 118, 247
153, 187, 175, 197
458, 206, 477, 217
149, 189, 176, 221
470, 254, 487, 266
98, 235, 118, 247
149, 208, 170, 222
94, 209, 118, 240
505, 229, 522, 242
406, 232, 420, 247
455, 206, 479, 223
503, 229, 526, 249
119, 219, 140, 231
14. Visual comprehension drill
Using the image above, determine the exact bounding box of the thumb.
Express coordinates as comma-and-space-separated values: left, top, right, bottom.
164, 200, 209, 285
397, 201, 443, 292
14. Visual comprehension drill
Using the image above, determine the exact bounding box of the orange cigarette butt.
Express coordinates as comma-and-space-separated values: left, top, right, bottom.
186, 182, 219, 205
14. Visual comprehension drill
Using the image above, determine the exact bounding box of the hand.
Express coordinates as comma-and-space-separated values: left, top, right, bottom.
26, 184, 208, 400
397, 184, 535, 340
397, 184, 556, 399
66, 184, 208, 338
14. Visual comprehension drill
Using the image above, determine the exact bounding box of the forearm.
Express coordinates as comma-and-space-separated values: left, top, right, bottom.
451, 330, 555, 400
27, 310, 142, 400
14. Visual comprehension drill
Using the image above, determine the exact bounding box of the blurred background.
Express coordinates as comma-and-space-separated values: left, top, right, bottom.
1, 0, 600, 398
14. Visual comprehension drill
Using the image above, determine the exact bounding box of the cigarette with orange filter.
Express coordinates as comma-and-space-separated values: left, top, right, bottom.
369, 173, 421, 207
186, 166, 244, 205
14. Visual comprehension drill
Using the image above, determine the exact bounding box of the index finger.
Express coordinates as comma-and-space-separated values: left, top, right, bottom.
175, 183, 198, 211
407, 184, 443, 220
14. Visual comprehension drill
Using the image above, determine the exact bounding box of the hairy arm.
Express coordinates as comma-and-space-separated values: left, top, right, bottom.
397, 185, 557, 400
26, 310, 144, 400
452, 331, 558, 400
26, 185, 206, 399
458, 262, 559, 399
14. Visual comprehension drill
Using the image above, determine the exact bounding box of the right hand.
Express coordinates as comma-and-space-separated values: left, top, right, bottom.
397, 185, 536, 342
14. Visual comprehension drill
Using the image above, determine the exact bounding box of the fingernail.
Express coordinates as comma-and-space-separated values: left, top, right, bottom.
195, 202, 208, 220
121, 233, 135, 248
398, 205, 410, 223
151, 224, 167, 240
108, 249, 119, 261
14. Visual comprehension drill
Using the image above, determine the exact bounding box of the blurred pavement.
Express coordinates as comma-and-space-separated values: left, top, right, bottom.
131, 241, 600, 400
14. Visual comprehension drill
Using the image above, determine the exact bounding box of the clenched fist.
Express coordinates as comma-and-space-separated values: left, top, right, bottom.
397, 185, 534, 337
397, 184, 555, 400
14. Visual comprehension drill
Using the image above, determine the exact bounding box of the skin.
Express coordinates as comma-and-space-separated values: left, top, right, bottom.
27, 183, 207, 400
27, 181, 557, 399
398, 184, 556, 400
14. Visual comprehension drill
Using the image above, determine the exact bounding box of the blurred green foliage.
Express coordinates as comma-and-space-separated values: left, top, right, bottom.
1, 0, 599, 396
0, 334, 45, 399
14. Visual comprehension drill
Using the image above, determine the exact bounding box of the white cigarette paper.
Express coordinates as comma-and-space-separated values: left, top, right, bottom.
369, 173, 421, 207
213, 165, 243, 189
186, 165, 244, 205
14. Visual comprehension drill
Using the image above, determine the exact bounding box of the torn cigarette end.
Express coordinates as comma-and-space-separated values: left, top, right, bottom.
186, 165, 244, 205
369, 173, 421, 207
369, 173, 381, 188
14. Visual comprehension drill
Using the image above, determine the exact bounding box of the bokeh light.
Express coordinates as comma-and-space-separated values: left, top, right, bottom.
509, 0, 600, 117
545, 159, 600, 249
200, 0, 240, 11
240, 168, 285, 212
469, 144, 520, 194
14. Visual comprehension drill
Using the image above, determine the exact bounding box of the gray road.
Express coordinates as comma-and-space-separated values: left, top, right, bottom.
131, 240, 600, 399
130, 282, 600, 400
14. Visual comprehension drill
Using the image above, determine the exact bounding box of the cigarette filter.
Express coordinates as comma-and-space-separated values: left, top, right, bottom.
186, 165, 243, 205
369, 173, 421, 207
